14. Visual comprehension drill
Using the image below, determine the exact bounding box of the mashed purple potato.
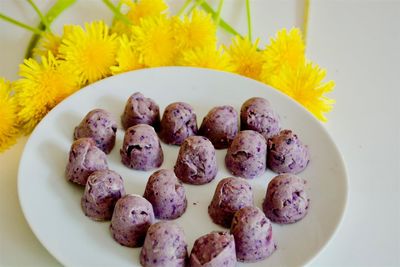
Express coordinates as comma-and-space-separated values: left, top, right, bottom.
225, 130, 267, 179
74, 109, 117, 154
143, 169, 187, 219
121, 92, 160, 130
66, 138, 108, 186
174, 136, 217, 185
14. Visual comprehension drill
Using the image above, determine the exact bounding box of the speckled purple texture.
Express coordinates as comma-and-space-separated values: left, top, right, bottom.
121, 92, 160, 130
208, 177, 254, 228
143, 169, 187, 219
267, 129, 309, 174
110, 194, 155, 247
120, 124, 163, 171
262, 174, 309, 224
74, 109, 117, 154
174, 136, 217, 185
240, 97, 280, 140
81, 170, 125, 221
225, 130, 267, 179
140, 221, 188, 267
231, 206, 276, 262
199, 106, 238, 149
190, 231, 236, 267
65, 138, 108, 186
159, 102, 198, 145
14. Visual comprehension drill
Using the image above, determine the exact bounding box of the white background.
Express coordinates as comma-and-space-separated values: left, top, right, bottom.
0, 0, 399, 266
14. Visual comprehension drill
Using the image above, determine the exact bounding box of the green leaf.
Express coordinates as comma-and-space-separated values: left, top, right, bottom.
45, 0, 76, 24
200, 1, 242, 37
102, 0, 132, 25
25, 0, 77, 58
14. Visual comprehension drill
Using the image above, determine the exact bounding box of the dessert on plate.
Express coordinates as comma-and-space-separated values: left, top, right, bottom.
110, 194, 155, 247
174, 136, 217, 185
225, 130, 267, 179
199, 105, 238, 149
121, 92, 160, 130
65, 138, 108, 186
159, 102, 198, 145
208, 177, 254, 228
143, 169, 187, 219
263, 173, 310, 224
74, 109, 117, 154
120, 124, 163, 171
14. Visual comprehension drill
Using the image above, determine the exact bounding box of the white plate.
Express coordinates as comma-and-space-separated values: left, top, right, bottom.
18, 67, 347, 267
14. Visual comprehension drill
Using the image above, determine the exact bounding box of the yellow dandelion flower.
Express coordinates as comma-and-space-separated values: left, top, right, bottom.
269, 62, 335, 122
178, 46, 233, 72
0, 78, 19, 152
110, 35, 144, 75
33, 32, 62, 58
173, 9, 216, 51
131, 15, 176, 67
261, 28, 305, 83
111, 0, 168, 35
111, 20, 129, 35
125, 0, 168, 25
15, 52, 79, 133
227, 36, 264, 80
59, 21, 117, 85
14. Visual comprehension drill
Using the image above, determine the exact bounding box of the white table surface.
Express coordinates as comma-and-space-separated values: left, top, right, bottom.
0, 0, 399, 266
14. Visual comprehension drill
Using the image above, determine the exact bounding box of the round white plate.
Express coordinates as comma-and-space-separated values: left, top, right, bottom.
18, 67, 347, 267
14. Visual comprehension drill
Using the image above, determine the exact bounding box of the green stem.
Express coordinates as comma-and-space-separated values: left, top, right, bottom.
245, 0, 252, 42
177, 0, 192, 16
25, 0, 77, 58
303, 0, 310, 46
187, 0, 204, 14
200, 1, 242, 37
111, 0, 123, 26
214, 0, 224, 30
26, 0, 51, 31
0, 13, 44, 35
102, 0, 132, 25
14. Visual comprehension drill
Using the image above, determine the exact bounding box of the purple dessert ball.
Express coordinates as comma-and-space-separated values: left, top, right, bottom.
231, 206, 276, 262
143, 169, 187, 219
65, 138, 108, 186
121, 92, 160, 130
120, 124, 163, 171
267, 129, 310, 174
225, 130, 267, 179
140, 221, 188, 267
208, 177, 254, 228
190, 231, 236, 267
81, 170, 125, 221
199, 105, 238, 149
74, 109, 117, 154
110, 194, 155, 247
174, 136, 217, 185
159, 102, 198, 145
262, 173, 309, 224
240, 97, 280, 140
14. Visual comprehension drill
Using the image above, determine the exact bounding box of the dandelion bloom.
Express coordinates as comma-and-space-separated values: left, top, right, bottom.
131, 15, 176, 67
59, 21, 118, 85
269, 62, 335, 122
111, 0, 168, 35
179, 46, 233, 72
227, 37, 264, 80
110, 35, 144, 75
174, 9, 216, 51
0, 78, 19, 152
14, 52, 79, 133
261, 28, 305, 83
33, 32, 62, 58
